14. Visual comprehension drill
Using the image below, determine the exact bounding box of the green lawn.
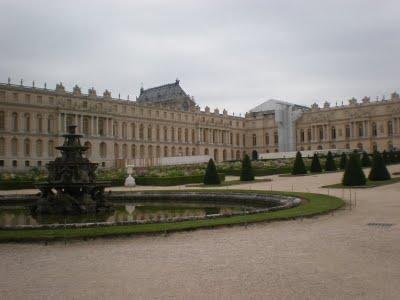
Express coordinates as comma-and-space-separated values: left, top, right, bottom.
322, 177, 400, 189
186, 178, 272, 187
0, 189, 344, 243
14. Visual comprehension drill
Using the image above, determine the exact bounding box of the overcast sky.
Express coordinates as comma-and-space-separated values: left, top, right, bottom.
1, 0, 399, 114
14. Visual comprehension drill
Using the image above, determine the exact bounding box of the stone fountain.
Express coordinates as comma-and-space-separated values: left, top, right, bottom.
33, 125, 113, 215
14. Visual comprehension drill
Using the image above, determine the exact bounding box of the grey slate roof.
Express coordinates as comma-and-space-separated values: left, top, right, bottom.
136, 79, 190, 103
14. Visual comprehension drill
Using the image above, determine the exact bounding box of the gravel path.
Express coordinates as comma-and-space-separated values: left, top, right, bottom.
1, 165, 400, 299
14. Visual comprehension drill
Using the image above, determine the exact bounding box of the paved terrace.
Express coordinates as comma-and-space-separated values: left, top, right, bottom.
1, 165, 400, 299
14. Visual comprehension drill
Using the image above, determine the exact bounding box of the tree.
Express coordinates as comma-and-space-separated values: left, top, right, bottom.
342, 152, 366, 186
325, 151, 337, 171
368, 151, 391, 181
240, 154, 254, 181
204, 158, 220, 185
339, 152, 347, 169
361, 151, 371, 167
292, 151, 307, 175
310, 153, 322, 173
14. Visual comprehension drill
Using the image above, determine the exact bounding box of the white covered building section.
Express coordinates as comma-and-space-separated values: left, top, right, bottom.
250, 99, 308, 152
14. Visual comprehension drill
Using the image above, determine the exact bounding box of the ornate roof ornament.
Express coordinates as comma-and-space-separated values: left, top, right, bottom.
311, 103, 319, 110
323, 101, 330, 109
103, 89, 111, 99
348, 97, 357, 105
56, 82, 65, 93
88, 87, 97, 97
391, 92, 399, 101
362, 96, 370, 103
73, 85, 81, 96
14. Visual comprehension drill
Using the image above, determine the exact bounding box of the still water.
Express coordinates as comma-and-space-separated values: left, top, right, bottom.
0, 201, 262, 227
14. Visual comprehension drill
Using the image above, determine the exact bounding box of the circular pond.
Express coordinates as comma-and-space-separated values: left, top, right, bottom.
0, 192, 301, 229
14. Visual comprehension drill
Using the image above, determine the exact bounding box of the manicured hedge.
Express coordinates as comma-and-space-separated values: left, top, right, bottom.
222, 167, 291, 177
0, 180, 38, 190
136, 174, 225, 186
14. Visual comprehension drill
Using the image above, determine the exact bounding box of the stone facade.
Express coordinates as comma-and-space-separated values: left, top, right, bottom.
0, 80, 399, 171
0, 81, 245, 171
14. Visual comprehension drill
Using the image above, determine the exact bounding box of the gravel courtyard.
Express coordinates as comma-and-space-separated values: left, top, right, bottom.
1, 166, 400, 300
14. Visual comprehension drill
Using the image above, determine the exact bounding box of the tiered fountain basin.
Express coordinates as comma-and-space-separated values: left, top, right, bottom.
0, 191, 301, 230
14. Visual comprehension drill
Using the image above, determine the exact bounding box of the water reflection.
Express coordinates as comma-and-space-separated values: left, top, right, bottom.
0, 201, 258, 227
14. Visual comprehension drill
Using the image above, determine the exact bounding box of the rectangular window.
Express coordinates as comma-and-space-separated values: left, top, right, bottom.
12, 160, 17, 167
0, 160, 4, 167
25, 160, 30, 167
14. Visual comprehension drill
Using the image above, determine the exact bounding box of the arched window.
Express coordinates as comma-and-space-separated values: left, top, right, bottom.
139, 145, 145, 158
24, 138, 31, 157
164, 146, 168, 157
84, 141, 91, 157
37, 114, 43, 133
192, 148, 196, 156
171, 146, 176, 156
0, 111, 5, 130
185, 147, 189, 156
204, 148, 209, 155
48, 140, 55, 157
36, 140, 43, 157
114, 143, 119, 159
122, 144, 127, 158
0, 137, 5, 156
371, 122, 377, 137
24, 113, 31, 132
156, 146, 161, 157
11, 138, 18, 156
11, 112, 18, 131
100, 142, 107, 158
131, 144, 136, 158
148, 145, 153, 157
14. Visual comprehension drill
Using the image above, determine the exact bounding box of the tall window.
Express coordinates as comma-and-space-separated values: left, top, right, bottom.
300, 129, 305, 142
84, 141, 91, 157
345, 125, 350, 138
156, 125, 160, 141
184, 128, 188, 143
139, 124, 144, 139
48, 115, 55, 133
178, 128, 182, 142
24, 113, 31, 132
265, 133, 269, 145
163, 126, 168, 141
122, 123, 127, 139
371, 122, 377, 137
274, 132, 278, 145
11, 138, 18, 156
83, 117, 90, 135
252, 134, 257, 146
388, 121, 393, 136
37, 114, 43, 133
0, 111, 5, 130
131, 145, 136, 158
113, 121, 118, 137
307, 129, 311, 141
147, 126, 152, 140
319, 127, 323, 140
24, 138, 30, 157
100, 142, 107, 158
331, 127, 336, 139
131, 123, 136, 139
48, 140, 55, 157
0, 138, 5, 156
36, 140, 43, 157
12, 112, 18, 131
122, 144, 127, 159
171, 127, 175, 141
358, 123, 363, 137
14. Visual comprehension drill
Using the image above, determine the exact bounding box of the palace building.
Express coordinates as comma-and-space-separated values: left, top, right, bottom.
0, 79, 399, 171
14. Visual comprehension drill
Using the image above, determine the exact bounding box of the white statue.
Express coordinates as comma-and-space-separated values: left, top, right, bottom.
124, 165, 136, 187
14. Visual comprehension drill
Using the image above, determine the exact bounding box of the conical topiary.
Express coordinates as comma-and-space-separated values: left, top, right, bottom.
203, 158, 220, 185
325, 151, 337, 171
292, 151, 307, 175
361, 151, 371, 167
368, 151, 391, 181
240, 154, 254, 181
389, 150, 396, 164
342, 152, 366, 186
339, 152, 347, 169
382, 150, 389, 165
310, 153, 322, 173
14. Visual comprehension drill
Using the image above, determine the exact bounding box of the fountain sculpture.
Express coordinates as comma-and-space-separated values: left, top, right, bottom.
33, 125, 113, 215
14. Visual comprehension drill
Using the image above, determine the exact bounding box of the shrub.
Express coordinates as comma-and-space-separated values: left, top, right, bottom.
389, 150, 396, 164
342, 152, 366, 186
204, 159, 221, 185
310, 153, 322, 173
361, 151, 371, 167
339, 153, 347, 169
292, 151, 307, 175
325, 151, 336, 171
368, 151, 391, 181
240, 154, 254, 181
382, 150, 389, 165
135, 174, 225, 186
